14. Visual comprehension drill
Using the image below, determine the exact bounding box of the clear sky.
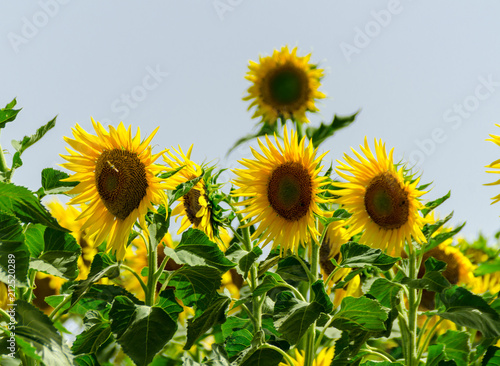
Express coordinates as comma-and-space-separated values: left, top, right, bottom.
2, 1, 500, 242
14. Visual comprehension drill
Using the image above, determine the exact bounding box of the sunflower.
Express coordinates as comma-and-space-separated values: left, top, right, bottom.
232, 127, 329, 254
163, 145, 224, 244
243, 46, 325, 125
334, 138, 427, 257
60, 119, 169, 260
279, 347, 335, 366
485, 125, 500, 203
0, 282, 8, 310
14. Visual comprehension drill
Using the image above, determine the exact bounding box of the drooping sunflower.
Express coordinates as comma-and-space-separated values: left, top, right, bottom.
60, 119, 169, 260
243, 46, 325, 125
485, 125, 500, 203
334, 138, 427, 257
279, 347, 335, 366
232, 127, 329, 254
319, 220, 362, 307
163, 145, 225, 244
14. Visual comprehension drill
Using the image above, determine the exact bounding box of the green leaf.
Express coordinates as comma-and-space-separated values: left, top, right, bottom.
306, 111, 360, 148
170, 172, 204, 204
253, 272, 286, 297
239, 347, 283, 366
367, 278, 402, 308
0, 182, 67, 231
0, 98, 21, 129
273, 285, 332, 345
14, 300, 74, 366
339, 242, 400, 271
158, 164, 184, 180
227, 122, 277, 155
146, 204, 170, 245
184, 295, 231, 350
401, 271, 451, 293
475, 259, 500, 276
426, 223, 465, 252
11, 116, 56, 154
170, 265, 222, 311
362, 362, 404, 366
239, 246, 263, 277
422, 212, 453, 243
72, 321, 112, 355
436, 330, 470, 366
0, 216, 29, 286
225, 328, 253, 359
421, 191, 451, 217
276, 256, 310, 282
40, 168, 78, 196
332, 296, 388, 332
483, 346, 500, 366
437, 286, 500, 338
110, 296, 177, 366
425, 257, 447, 272
74, 354, 101, 366
156, 289, 183, 321
426, 344, 447, 366
30, 227, 81, 280
174, 228, 235, 272
24, 223, 45, 257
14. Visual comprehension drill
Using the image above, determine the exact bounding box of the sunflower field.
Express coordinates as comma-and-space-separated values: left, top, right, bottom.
2, 46, 500, 366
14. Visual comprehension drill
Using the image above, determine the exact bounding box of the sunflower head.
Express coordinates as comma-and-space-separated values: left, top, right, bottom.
60, 119, 169, 260
163, 145, 226, 245
232, 127, 330, 255
279, 347, 335, 366
334, 138, 427, 257
0, 282, 8, 310
485, 124, 500, 204
243, 46, 325, 125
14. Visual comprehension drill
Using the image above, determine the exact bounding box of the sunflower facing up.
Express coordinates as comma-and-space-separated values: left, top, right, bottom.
243, 46, 325, 125
232, 127, 329, 255
163, 145, 225, 244
334, 138, 427, 257
61, 119, 169, 260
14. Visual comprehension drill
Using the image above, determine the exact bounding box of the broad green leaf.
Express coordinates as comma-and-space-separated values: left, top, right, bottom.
225, 328, 253, 359
0, 215, 29, 286
421, 191, 451, 217
156, 289, 183, 320
221, 316, 252, 339
239, 246, 263, 277
174, 228, 235, 272
146, 204, 170, 245
425, 257, 447, 273
14, 300, 74, 366
438, 286, 500, 338
0, 98, 21, 129
401, 271, 451, 293
110, 296, 177, 366
72, 321, 112, 355
74, 354, 100, 366
182, 344, 230, 366
0, 182, 67, 231
170, 265, 222, 311
184, 295, 231, 350
24, 223, 45, 257
367, 278, 401, 308
475, 260, 500, 276
11, 116, 56, 154
483, 346, 500, 366
30, 227, 81, 280
426, 344, 447, 366
240, 347, 283, 366
332, 296, 388, 333
332, 329, 370, 366
40, 168, 78, 196
305, 111, 360, 148
436, 330, 470, 366
312, 280, 333, 314
276, 256, 310, 282
253, 272, 285, 297
339, 242, 400, 271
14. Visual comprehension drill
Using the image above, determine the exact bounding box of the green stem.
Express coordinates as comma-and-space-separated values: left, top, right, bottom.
304, 240, 320, 366
407, 249, 418, 366
417, 318, 444, 360
363, 345, 396, 363
261, 344, 296, 366
315, 314, 333, 349
49, 294, 72, 321
145, 232, 158, 307
121, 264, 148, 297
0, 307, 12, 323
24, 269, 37, 303
280, 283, 306, 302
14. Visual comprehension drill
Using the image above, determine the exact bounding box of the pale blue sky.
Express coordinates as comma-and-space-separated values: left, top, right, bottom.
2, 1, 500, 242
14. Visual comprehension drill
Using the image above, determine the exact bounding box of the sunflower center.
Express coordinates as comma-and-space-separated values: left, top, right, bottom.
364, 172, 409, 229
264, 64, 309, 108
267, 162, 312, 221
183, 188, 203, 226
95, 149, 148, 220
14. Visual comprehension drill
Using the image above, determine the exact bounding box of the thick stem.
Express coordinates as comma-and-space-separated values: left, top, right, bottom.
49, 294, 72, 321
145, 234, 158, 307
304, 240, 320, 366
407, 249, 418, 366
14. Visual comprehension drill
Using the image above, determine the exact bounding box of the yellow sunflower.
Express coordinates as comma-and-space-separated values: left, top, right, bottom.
0, 282, 8, 310
473, 271, 500, 295
60, 119, 169, 260
243, 46, 325, 125
279, 347, 335, 366
334, 138, 427, 257
232, 127, 329, 254
163, 145, 224, 244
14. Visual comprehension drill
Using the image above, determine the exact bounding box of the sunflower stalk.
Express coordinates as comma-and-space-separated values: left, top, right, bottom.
0, 138, 10, 181
304, 238, 321, 366
406, 248, 419, 366
145, 232, 158, 307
